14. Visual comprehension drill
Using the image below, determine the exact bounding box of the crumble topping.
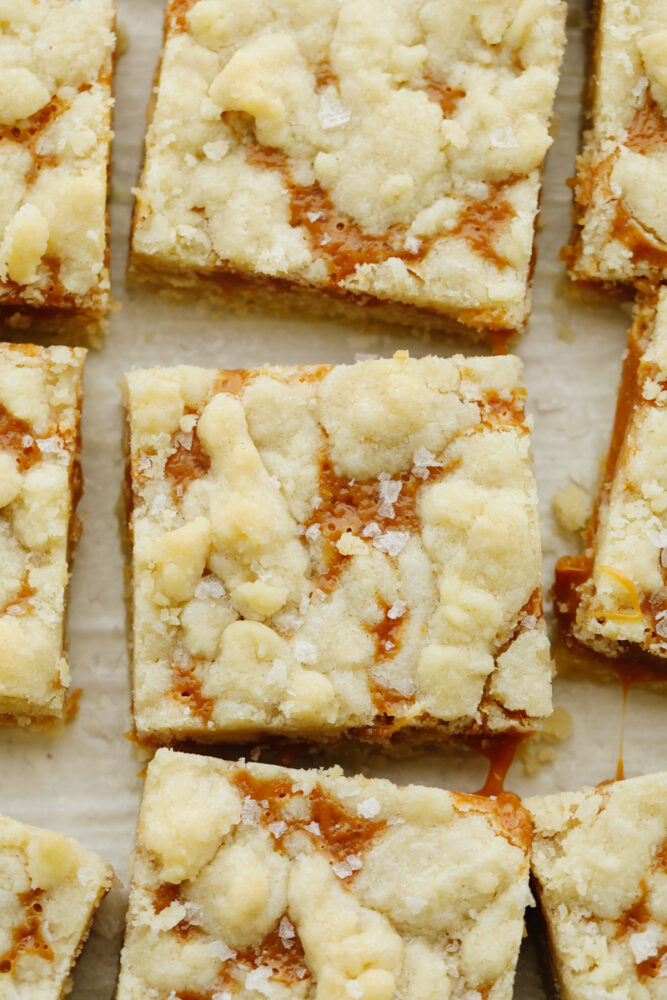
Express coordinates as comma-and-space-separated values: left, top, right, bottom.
0, 813, 112, 993
116, 749, 532, 1000
568, 0, 667, 283
0, 342, 85, 722
556, 291, 667, 659
131, 0, 565, 331
0, 0, 115, 315
528, 773, 667, 999
125, 353, 552, 744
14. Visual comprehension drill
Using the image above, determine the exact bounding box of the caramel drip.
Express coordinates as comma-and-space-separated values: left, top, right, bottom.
306, 453, 449, 595
625, 96, 667, 155
422, 78, 465, 117
0, 404, 42, 472
0, 891, 54, 974
463, 734, 530, 801
164, 427, 211, 501
230, 770, 386, 866
169, 660, 214, 724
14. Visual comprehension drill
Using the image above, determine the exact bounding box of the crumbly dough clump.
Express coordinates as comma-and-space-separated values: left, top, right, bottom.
557, 290, 667, 659
0, 813, 112, 999
131, 0, 565, 333
0, 0, 115, 331
528, 773, 667, 1000
0, 342, 86, 723
125, 351, 551, 745
568, 0, 667, 284
116, 748, 533, 1000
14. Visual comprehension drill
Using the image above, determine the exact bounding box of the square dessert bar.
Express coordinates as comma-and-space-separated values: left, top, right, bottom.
130, 0, 566, 338
124, 352, 553, 746
555, 290, 667, 665
0, 0, 115, 341
0, 813, 112, 999
528, 773, 667, 1000
116, 748, 533, 1000
567, 0, 667, 285
0, 342, 86, 725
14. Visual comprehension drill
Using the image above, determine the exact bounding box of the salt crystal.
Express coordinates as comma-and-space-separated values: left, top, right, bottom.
21, 434, 33, 449
38, 437, 60, 453
279, 916, 296, 946
184, 901, 205, 925
208, 940, 236, 962
357, 796, 381, 819
307, 211, 323, 223
299, 595, 310, 615
268, 820, 287, 839
212, 993, 233, 1000
656, 613, 667, 640
333, 860, 353, 878
174, 430, 193, 451
362, 522, 381, 538
245, 966, 274, 997
321, 234, 331, 246
347, 854, 362, 871
404, 235, 421, 254
377, 479, 402, 518
194, 576, 226, 600
318, 94, 351, 130
405, 895, 427, 913
372, 531, 410, 556
346, 982, 363, 999
311, 495, 323, 509
387, 600, 406, 620
293, 639, 317, 665
384, 640, 394, 651
520, 614, 537, 630
306, 524, 321, 542
305, 821, 321, 836
412, 446, 439, 468
241, 796, 262, 824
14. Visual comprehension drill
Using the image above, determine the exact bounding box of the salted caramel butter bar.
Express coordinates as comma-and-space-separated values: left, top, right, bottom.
567, 0, 667, 285
0, 343, 85, 724
0, 0, 115, 340
124, 352, 552, 746
555, 290, 667, 663
116, 748, 533, 1000
0, 813, 112, 999
528, 773, 667, 1000
130, 0, 566, 337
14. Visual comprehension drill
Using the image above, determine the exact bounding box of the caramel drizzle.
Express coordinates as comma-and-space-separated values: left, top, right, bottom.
0, 404, 42, 472
164, 427, 211, 502
613, 841, 667, 980
0, 891, 54, 975
169, 659, 214, 724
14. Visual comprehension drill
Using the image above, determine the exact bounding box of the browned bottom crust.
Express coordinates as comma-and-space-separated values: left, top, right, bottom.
127, 253, 522, 346
0, 304, 108, 349
527, 877, 565, 1000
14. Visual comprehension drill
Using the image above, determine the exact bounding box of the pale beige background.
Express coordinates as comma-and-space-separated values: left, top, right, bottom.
1, 1, 659, 997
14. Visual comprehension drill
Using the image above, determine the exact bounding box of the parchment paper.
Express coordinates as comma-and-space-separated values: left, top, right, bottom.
1, 2, 657, 996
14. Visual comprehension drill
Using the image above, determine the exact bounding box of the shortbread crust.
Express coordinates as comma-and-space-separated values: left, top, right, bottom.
0, 342, 86, 724
116, 748, 533, 1000
567, 0, 667, 286
0, 813, 112, 999
555, 290, 667, 664
0, 0, 116, 340
130, 0, 566, 337
124, 352, 552, 746
528, 773, 667, 1000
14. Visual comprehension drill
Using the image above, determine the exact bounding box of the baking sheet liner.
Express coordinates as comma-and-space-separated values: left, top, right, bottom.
1, 2, 657, 996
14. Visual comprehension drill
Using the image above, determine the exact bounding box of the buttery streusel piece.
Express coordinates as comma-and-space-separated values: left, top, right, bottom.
555, 290, 667, 665
116, 749, 533, 1000
567, 0, 667, 285
0, 0, 116, 341
0, 813, 112, 999
528, 773, 667, 1000
130, 0, 566, 337
0, 342, 85, 724
124, 352, 552, 746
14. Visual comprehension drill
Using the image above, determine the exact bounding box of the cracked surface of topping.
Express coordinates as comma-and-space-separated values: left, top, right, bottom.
116, 748, 532, 1000
0, 0, 115, 319
568, 0, 667, 283
125, 351, 551, 745
0, 342, 85, 722
528, 773, 667, 1000
0, 812, 112, 997
131, 0, 565, 332
556, 291, 667, 660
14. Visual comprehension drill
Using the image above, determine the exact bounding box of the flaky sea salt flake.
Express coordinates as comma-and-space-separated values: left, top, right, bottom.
387, 600, 406, 620
245, 966, 274, 997
372, 530, 410, 556
357, 796, 381, 818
